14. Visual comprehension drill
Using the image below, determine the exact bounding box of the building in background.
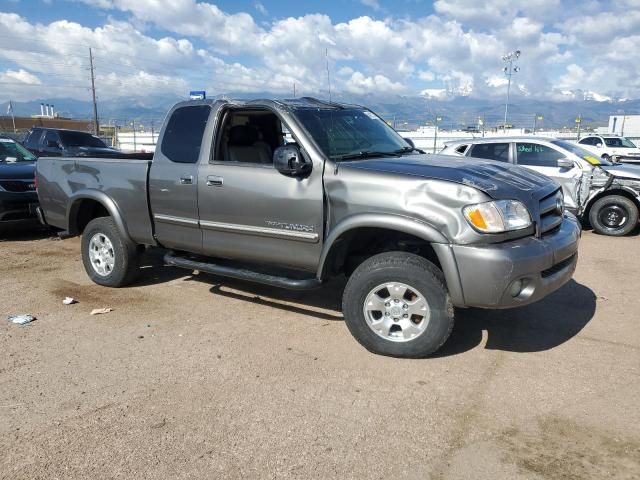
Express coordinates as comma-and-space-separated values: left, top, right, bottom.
608, 115, 640, 138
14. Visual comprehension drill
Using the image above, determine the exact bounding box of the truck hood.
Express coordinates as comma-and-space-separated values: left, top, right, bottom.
340, 154, 558, 202
0, 161, 36, 180
602, 163, 640, 180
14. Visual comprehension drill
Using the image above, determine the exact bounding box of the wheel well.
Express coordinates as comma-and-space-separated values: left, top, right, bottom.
321, 228, 442, 279
70, 199, 110, 235
584, 189, 640, 220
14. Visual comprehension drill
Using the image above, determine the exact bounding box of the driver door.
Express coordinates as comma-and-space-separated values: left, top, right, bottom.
197, 107, 324, 272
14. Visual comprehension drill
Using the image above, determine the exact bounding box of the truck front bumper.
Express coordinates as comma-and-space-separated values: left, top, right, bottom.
436, 214, 581, 309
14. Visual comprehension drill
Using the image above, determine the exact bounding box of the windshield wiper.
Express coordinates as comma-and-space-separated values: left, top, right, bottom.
332, 150, 403, 161
393, 146, 426, 155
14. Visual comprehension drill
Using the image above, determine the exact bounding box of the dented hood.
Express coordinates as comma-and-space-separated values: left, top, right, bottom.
602, 163, 640, 181
339, 154, 559, 203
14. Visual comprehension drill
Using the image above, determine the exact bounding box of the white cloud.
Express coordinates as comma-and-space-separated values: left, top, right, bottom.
345, 72, 404, 94
254, 2, 268, 16
360, 0, 381, 11
1, 1, 640, 102
0, 68, 41, 85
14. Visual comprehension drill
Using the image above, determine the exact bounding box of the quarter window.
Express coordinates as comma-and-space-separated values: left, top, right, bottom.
161, 105, 211, 164
469, 143, 510, 162
516, 143, 564, 167
455, 144, 469, 154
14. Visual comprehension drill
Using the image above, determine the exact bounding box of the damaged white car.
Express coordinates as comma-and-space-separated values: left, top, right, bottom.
441, 137, 640, 236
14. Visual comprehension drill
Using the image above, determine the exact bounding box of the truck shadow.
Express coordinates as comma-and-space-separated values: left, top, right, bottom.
197, 274, 346, 322
0, 223, 55, 242
132, 252, 597, 356
435, 279, 597, 357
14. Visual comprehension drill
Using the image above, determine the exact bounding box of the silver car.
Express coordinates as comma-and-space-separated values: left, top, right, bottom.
441, 137, 640, 236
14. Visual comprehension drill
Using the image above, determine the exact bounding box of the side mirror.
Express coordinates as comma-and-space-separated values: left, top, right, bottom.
595, 143, 603, 148
47, 140, 60, 148
273, 145, 311, 177
403, 137, 415, 148
557, 158, 575, 169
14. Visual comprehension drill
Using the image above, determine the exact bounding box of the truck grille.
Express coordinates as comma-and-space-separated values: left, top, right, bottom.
538, 188, 564, 236
0, 180, 36, 192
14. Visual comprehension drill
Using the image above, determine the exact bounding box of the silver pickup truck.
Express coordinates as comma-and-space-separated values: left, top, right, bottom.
36, 98, 581, 357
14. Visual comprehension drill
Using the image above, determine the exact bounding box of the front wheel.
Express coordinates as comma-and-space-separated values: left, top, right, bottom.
589, 195, 639, 236
81, 217, 140, 287
342, 252, 454, 358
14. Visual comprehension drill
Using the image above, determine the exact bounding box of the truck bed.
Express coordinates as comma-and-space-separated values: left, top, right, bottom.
36, 156, 155, 245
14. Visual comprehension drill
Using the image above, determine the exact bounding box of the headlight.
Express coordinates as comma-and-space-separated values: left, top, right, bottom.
463, 200, 532, 233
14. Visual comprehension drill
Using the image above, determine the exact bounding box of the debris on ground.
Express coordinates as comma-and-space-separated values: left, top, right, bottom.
90, 308, 113, 315
63, 297, 77, 305
7, 314, 36, 326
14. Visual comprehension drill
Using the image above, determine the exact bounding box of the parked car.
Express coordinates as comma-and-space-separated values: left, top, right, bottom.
576, 134, 640, 163
441, 137, 640, 236
23, 128, 120, 158
0, 136, 39, 224
36, 98, 580, 357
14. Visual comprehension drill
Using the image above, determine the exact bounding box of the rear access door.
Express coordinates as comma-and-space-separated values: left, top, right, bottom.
149, 104, 212, 253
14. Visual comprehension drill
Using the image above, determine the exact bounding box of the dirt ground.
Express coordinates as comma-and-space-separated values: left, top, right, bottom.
1, 225, 639, 479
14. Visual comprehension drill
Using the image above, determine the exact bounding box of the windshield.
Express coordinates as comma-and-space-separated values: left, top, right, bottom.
59, 131, 108, 148
604, 137, 636, 148
0, 138, 37, 162
293, 107, 411, 160
551, 140, 613, 166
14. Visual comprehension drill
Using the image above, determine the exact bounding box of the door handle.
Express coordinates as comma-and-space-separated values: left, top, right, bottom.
179, 175, 193, 185
207, 175, 224, 187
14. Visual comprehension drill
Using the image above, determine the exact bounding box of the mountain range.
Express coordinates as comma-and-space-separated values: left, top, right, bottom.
2, 93, 638, 130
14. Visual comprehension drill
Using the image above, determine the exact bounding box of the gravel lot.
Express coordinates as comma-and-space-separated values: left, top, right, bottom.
1, 225, 639, 479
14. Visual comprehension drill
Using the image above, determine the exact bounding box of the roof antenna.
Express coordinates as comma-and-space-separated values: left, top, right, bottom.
325, 48, 332, 103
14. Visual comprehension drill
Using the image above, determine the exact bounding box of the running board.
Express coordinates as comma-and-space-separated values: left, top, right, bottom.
164, 252, 322, 290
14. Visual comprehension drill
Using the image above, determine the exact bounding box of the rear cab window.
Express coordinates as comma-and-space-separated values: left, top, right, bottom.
468, 143, 510, 162
161, 105, 211, 164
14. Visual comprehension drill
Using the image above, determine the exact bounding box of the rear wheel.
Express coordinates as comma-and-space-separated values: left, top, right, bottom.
589, 195, 638, 236
81, 217, 140, 287
342, 252, 454, 358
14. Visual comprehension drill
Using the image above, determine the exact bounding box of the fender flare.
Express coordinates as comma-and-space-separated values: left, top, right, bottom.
316, 213, 449, 279
66, 190, 133, 243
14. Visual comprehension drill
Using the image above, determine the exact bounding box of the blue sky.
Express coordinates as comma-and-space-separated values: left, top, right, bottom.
0, 0, 638, 103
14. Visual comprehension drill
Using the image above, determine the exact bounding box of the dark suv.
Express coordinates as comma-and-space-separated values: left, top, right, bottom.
24, 128, 119, 158
0, 136, 39, 223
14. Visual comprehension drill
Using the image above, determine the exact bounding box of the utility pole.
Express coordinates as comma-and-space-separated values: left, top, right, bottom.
433, 116, 442, 154
502, 50, 521, 133
89, 48, 99, 135
131, 120, 137, 152
325, 48, 332, 103
293, 82, 296, 98
575, 114, 582, 140
151, 119, 155, 146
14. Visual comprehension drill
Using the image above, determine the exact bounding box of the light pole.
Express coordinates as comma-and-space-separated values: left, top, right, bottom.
502, 50, 520, 133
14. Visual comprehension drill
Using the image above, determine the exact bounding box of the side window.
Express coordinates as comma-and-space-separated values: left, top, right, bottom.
215, 109, 284, 165
161, 105, 210, 164
455, 144, 469, 155
25, 129, 42, 148
43, 130, 60, 147
469, 143, 510, 162
516, 143, 564, 167
578, 137, 592, 145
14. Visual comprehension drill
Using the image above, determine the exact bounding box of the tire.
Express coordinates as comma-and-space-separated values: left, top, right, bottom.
81, 217, 140, 287
602, 154, 610, 161
342, 252, 454, 358
589, 195, 639, 236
